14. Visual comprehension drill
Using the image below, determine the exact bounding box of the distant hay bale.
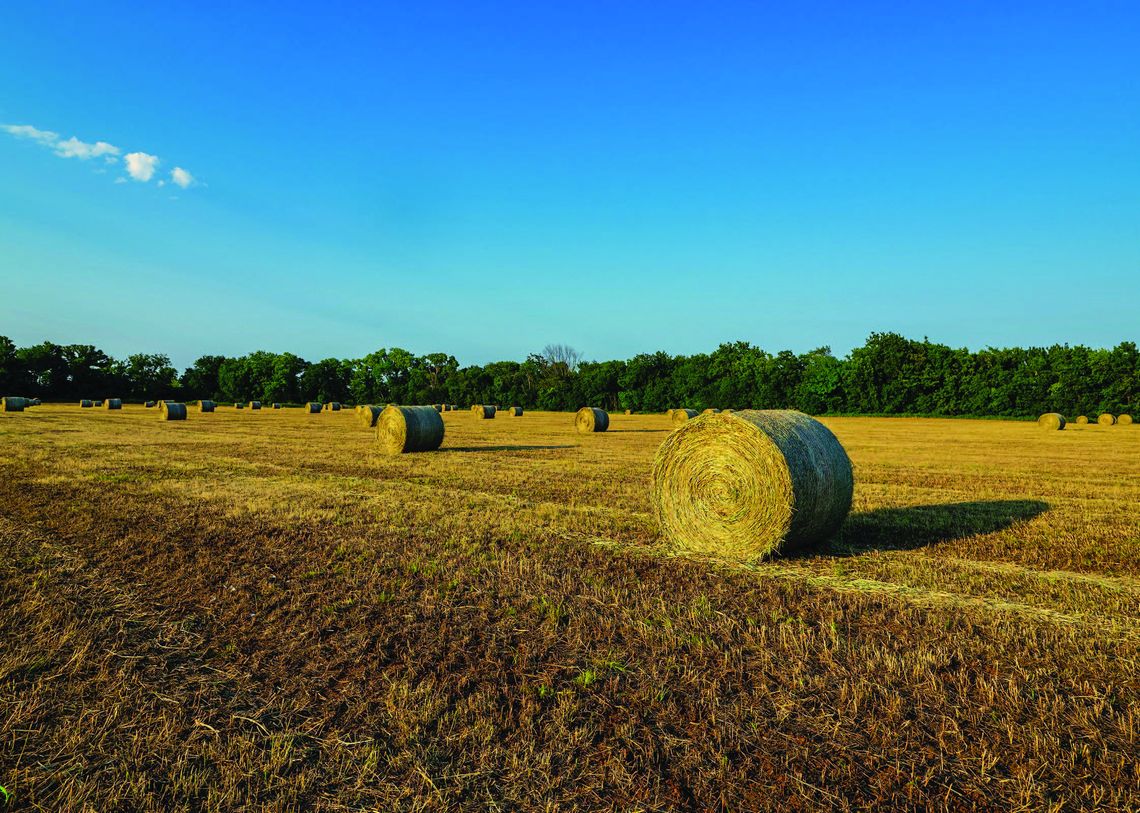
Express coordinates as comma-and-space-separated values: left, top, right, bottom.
672, 409, 698, 425
324, 402, 342, 412
1037, 413, 1066, 430
1075, 415, 1089, 425
651, 410, 854, 560
702, 408, 721, 415
433, 404, 444, 412
1, 397, 25, 412
160, 402, 187, 421
624, 409, 632, 415
234, 403, 244, 410
249, 401, 262, 410
198, 400, 216, 413
575, 407, 609, 433
93, 400, 103, 407
144, 400, 156, 408
80, 399, 93, 408
30, 398, 41, 406
722, 409, 734, 414
472, 405, 496, 419
272, 403, 281, 409
306, 402, 322, 413
359, 405, 382, 428
1098, 413, 1116, 426
103, 399, 122, 410
377, 405, 445, 454
1119, 414, 1133, 425
507, 406, 523, 416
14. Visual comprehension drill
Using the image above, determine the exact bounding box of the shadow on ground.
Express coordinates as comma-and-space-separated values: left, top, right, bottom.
439, 444, 576, 453
815, 499, 1050, 556
607, 429, 670, 434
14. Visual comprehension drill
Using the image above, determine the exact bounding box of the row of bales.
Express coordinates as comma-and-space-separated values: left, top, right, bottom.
1, 397, 42, 411
1038, 412, 1133, 430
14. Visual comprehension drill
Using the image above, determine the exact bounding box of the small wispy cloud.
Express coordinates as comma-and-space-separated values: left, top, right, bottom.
2, 121, 198, 191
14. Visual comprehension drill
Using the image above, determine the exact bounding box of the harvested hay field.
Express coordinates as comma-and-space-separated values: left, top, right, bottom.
1, 406, 1139, 811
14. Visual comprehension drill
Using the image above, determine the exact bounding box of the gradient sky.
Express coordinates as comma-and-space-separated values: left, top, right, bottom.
2, 2, 1138, 369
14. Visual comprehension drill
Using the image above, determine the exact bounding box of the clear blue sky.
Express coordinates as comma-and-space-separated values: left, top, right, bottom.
2, 2, 1138, 369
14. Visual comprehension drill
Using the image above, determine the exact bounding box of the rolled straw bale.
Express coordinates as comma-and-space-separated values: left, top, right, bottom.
507, 406, 523, 416
1119, 414, 1133, 425
1, 397, 25, 412
1075, 415, 1089, 425
473, 405, 496, 419
94, 400, 103, 407
272, 403, 281, 409
625, 409, 632, 415
103, 399, 122, 410
234, 403, 244, 410
433, 404, 444, 412
80, 399, 93, 408
30, 398, 41, 406
672, 408, 698, 425
160, 402, 187, 421
1037, 413, 1066, 430
359, 405, 382, 428
249, 401, 262, 410
326, 402, 342, 412
144, 400, 156, 408
575, 407, 609, 433
702, 408, 721, 415
306, 402, 322, 413
199, 400, 216, 413
1098, 413, 1116, 426
377, 405, 445, 454
651, 410, 853, 560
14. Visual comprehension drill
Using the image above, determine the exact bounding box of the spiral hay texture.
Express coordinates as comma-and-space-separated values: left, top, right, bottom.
359, 405, 382, 428
651, 410, 853, 561
377, 405, 445, 455
1075, 415, 1089, 425
472, 405, 496, 419
507, 406, 523, 416
1119, 414, 1133, 425
575, 407, 609, 433
104, 399, 122, 410
1037, 413, 1066, 431
199, 400, 216, 413
1098, 413, 1116, 426
160, 402, 187, 421
1, 397, 25, 412
672, 409, 698, 425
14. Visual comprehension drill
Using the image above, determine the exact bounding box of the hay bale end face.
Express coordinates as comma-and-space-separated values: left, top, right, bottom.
651, 410, 854, 561
359, 405, 382, 428
1098, 413, 1116, 426
575, 407, 609, 433
80, 399, 93, 408
1, 397, 26, 412
103, 399, 122, 410
1075, 415, 1089, 425
377, 405, 445, 454
306, 402, 322, 413
160, 402, 188, 421
198, 400, 216, 413
1119, 414, 1133, 425
507, 406, 523, 416
472, 405, 496, 419
1037, 413, 1066, 431
672, 408, 698, 425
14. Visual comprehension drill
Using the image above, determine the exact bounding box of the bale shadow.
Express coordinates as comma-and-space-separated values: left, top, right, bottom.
607, 429, 671, 434
808, 499, 1050, 558
439, 444, 576, 453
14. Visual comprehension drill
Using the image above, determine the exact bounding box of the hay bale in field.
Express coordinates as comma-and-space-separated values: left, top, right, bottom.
432, 404, 444, 412
306, 402, 322, 413
624, 409, 632, 415
234, 402, 244, 410
249, 401, 262, 410
722, 408, 734, 414
1119, 414, 1133, 425
198, 400, 216, 413
377, 405, 445, 454
325, 402, 342, 412
144, 400, 156, 408
272, 403, 281, 409
30, 398, 41, 406
472, 405, 496, 419
651, 410, 853, 560
1075, 415, 1089, 425
1037, 413, 1066, 430
575, 407, 609, 433
1098, 413, 1116, 426
359, 405, 382, 428
672, 408, 698, 425
80, 399, 93, 408
93, 400, 103, 407
1, 396, 26, 412
702, 408, 721, 415
160, 402, 187, 421
103, 399, 122, 410
507, 406, 523, 416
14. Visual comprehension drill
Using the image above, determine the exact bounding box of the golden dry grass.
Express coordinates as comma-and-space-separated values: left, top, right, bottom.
1, 405, 1138, 810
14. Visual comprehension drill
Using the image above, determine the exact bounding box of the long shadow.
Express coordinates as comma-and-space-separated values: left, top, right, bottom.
800, 499, 1050, 558
607, 429, 670, 434
439, 444, 576, 453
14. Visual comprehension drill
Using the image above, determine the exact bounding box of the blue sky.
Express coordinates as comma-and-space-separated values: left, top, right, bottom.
2, 2, 1138, 369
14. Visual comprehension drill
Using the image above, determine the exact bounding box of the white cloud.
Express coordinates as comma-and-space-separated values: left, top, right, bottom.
54, 136, 120, 160
114, 177, 127, 184
170, 166, 194, 188
124, 151, 159, 182
2, 123, 59, 144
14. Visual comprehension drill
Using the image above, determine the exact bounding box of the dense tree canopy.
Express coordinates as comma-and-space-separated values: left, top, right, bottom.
1, 332, 1137, 417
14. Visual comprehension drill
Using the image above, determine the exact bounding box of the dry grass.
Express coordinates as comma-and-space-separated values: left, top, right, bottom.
1, 406, 1138, 811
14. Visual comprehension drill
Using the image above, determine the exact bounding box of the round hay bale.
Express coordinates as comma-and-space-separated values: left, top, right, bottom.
702, 408, 721, 415
103, 399, 122, 410
306, 402, 322, 413
144, 400, 156, 408
1, 397, 26, 412
432, 404, 444, 412
377, 405, 445, 454
93, 400, 103, 407
672, 408, 698, 425
327, 402, 342, 412
30, 398, 41, 406
272, 403, 281, 409
651, 410, 853, 560
234, 402, 244, 410
1119, 414, 1133, 425
80, 399, 93, 408
722, 408, 734, 414
160, 402, 187, 421
1075, 415, 1089, 425
507, 406, 523, 416
1098, 413, 1116, 426
249, 401, 262, 410
198, 400, 216, 413
359, 405, 382, 428
1037, 413, 1066, 431
575, 407, 609, 433
473, 405, 496, 419
624, 409, 632, 415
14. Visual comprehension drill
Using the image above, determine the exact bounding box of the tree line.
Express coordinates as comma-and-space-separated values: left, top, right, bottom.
1, 333, 1137, 417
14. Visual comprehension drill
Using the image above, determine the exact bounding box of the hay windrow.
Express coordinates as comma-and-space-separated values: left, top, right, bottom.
1098, 413, 1116, 426
651, 409, 854, 561
1038, 413, 1066, 431
472, 405, 496, 419
160, 403, 187, 421
377, 405, 445, 454
1119, 414, 1133, 426
575, 407, 609, 433
103, 399, 122, 410
359, 405, 382, 428
672, 409, 698, 425
198, 400, 216, 413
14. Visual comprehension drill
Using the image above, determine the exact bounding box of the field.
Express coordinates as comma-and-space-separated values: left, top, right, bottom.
1, 406, 1138, 811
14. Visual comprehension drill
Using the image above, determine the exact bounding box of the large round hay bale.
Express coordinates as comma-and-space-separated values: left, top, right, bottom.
672, 408, 698, 425
1119, 414, 1133, 426
575, 407, 609, 433
702, 408, 721, 415
651, 410, 853, 560
1, 397, 26, 412
1098, 413, 1116, 426
160, 402, 187, 421
249, 401, 262, 410
1075, 415, 1089, 425
359, 405, 382, 428
507, 406, 523, 416
80, 399, 93, 408
377, 405, 445, 454
306, 402, 322, 413
472, 405, 496, 419
1037, 413, 1066, 430
198, 400, 216, 413
103, 399, 122, 410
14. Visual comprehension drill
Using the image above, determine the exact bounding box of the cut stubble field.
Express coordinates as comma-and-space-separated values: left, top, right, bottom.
1, 406, 1138, 811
